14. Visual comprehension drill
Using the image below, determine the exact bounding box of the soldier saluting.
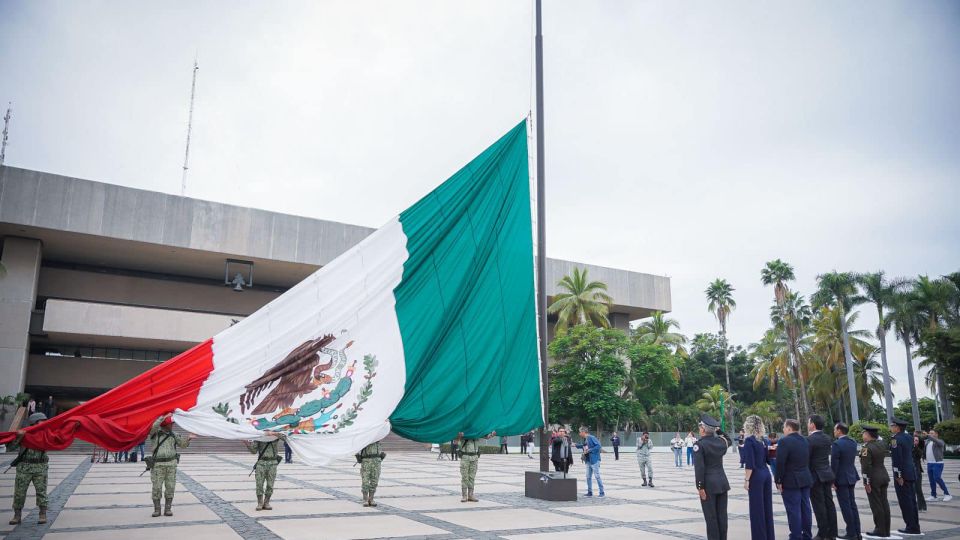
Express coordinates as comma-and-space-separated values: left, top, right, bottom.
147, 413, 195, 517
243, 432, 284, 511
356, 439, 385, 507
693, 414, 731, 540
860, 425, 891, 540
889, 418, 922, 537
6, 413, 49, 526
457, 430, 495, 503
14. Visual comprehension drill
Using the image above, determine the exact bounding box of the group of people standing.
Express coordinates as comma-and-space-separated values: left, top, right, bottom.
696, 411, 952, 540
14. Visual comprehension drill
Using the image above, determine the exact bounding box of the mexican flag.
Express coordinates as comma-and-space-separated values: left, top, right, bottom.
0, 120, 543, 465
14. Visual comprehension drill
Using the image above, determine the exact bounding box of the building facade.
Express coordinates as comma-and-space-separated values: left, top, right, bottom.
0, 166, 671, 417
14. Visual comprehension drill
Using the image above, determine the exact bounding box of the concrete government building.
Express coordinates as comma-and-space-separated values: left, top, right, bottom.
0, 165, 671, 420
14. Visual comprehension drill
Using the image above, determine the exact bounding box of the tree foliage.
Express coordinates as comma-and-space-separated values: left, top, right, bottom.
548, 325, 630, 432
548, 267, 613, 333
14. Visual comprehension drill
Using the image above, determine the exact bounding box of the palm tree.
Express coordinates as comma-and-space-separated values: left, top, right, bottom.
913, 275, 958, 419
547, 267, 613, 333
633, 311, 688, 357
761, 259, 796, 306
856, 271, 906, 424
812, 271, 863, 422
809, 307, 878, 420
750, 328, 799, 418
743, 400, 780, 431
887, 289, 924, 429
696, 384, 735, 425
771, 292, 813, 419
852, 346, 889, 410
705, 278, 736, 409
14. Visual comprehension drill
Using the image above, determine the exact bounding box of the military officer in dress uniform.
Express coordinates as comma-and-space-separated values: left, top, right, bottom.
831, 423, 862, 540
693, 414, 731, 540
148, 413, 195, 517
356, 440, 385, 507
889, 418, 922, 537
457, 430, 495, 503
6, 413, 49, 526
860, 426, 892, 539
243, 432, 283, 511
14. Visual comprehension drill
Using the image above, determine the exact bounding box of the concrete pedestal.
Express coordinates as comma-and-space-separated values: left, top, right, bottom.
524, 471, 577, 501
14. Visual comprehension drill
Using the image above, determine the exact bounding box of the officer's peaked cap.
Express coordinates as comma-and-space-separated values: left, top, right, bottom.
890, 417, 909, 427
28, 412, 47, 425
699, 414, 721, 428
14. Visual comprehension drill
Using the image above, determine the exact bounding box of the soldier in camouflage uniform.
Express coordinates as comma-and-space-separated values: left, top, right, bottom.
356, 440, 385, 507
457, 431, 495, 503
7, 413, 49, 526
243, 433, 283, 511
148, 413, 195, 517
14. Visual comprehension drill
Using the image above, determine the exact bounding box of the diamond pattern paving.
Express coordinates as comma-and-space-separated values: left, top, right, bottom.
3, 450, 959, 538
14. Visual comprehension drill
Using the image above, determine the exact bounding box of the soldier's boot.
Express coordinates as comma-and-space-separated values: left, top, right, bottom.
262, 495, 272, 510
642, 477, 647, 487
368, 490, 377, 508
362, 490, 369, 507
164, 498, 173, 516
8, 509, 21, 525
467, 489, 478, 502
37, 506, 47, 525
256, 496, 264, 511
648, 479, 655, 488
152, 499, 161, 517
461, 487, 468, 503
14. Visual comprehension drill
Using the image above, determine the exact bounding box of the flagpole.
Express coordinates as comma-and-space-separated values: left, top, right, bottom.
534, 0, 550, 474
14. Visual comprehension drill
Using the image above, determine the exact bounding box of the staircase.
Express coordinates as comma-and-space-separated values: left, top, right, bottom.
380, 432, 431, 452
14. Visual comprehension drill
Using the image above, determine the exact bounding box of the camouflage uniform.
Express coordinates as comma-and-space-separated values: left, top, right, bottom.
6, 436, 48, 524
149, 417, 191, 517
636, 437, 654, 486
248, 439, 280, 510
459, 438, 481, 502
357, 441, 384, 507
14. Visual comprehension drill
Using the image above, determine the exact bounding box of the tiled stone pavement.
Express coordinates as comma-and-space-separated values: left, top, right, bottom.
2, 451, 958, 539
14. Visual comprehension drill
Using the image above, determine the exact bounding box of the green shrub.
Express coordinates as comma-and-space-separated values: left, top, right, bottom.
932, 418, 960, 445
848, 421, 892, 442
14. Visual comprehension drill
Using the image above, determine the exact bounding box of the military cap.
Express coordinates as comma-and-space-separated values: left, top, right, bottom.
890, 418, 909, 428
28, 412, 47, 425
863, 425, 880, 435
699, 414, 721, 428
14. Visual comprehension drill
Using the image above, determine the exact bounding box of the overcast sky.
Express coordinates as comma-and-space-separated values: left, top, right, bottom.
2, 1, 958, 407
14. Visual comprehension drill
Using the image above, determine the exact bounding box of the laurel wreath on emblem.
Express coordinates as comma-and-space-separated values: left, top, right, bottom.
330, 354, 378, 433
209, 337, 378, 434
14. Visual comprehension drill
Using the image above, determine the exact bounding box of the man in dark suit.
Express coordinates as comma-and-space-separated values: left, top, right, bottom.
693, 414, 731, 540
832, 422, 861, 540
890, 418, 922, 536
776, 418, 814, 540
808, 415, 838, 540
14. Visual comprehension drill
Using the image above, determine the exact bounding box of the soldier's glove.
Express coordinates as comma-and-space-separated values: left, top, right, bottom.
354, 454, 362, 464
379, 452, 386, 460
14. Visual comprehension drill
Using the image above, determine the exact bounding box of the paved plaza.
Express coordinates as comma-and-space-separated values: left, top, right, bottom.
2, 450, 959, 539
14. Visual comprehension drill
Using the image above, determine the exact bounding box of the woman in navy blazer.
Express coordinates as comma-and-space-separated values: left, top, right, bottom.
742, 415, 775, 540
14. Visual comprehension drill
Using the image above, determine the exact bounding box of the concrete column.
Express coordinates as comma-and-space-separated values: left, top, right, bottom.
0, 237, 42, 399
609, 312, 631, 331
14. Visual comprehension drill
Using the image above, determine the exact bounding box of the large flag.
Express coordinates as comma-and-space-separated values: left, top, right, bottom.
0, 120, 542, 465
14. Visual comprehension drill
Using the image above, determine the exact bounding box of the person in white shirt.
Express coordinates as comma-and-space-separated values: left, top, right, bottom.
670, 432, 684, 468
925, 429, 952, 502
685, 431, 697, 466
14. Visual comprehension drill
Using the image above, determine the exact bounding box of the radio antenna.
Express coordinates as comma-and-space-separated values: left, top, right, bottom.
181, 57, 199, 196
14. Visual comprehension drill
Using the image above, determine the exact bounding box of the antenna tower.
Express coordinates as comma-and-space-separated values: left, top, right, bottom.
1, 103, 11, 167
181, 59, 199, 196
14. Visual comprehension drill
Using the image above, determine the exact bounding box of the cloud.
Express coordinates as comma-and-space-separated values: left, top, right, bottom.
2, 1, 958, 405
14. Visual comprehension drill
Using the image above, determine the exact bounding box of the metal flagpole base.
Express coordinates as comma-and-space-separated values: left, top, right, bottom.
524, 471, 577, 501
